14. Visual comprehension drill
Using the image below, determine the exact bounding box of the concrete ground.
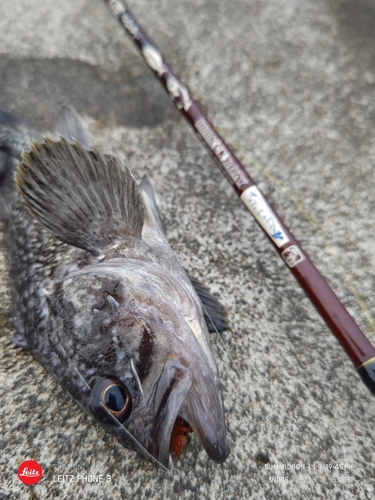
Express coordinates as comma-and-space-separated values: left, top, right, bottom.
1, 0, 375, 498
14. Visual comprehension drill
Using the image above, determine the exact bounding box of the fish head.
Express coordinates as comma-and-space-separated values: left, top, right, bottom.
59, 261, 229, 470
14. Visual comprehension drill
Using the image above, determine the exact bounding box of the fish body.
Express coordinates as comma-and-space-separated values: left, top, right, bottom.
0, 107, 229, 469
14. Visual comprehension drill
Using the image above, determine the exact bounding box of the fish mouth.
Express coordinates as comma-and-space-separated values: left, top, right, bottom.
151, 359, 230, 467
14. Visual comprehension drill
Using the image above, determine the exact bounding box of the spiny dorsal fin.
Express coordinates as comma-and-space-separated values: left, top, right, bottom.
16, 138, 144, 256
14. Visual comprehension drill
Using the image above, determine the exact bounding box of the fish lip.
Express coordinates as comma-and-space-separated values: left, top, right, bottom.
151, 359, 193, 467
198, 430, 230, 463
181, 392, 230, 464
152, 359, 230, 467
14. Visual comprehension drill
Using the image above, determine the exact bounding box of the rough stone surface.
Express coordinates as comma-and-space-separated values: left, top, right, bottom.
1, 0, 375, 498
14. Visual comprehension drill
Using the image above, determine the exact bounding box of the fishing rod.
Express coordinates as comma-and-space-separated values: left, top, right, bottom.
106, 0, 375, 395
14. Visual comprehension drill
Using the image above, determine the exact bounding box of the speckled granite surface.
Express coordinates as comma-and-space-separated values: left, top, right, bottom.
1, 0, 375, 498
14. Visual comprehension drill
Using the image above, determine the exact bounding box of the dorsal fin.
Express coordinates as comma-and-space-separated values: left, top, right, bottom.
139, 175, 167, 243
54, 106, 91, 150
15, 138, 144, 256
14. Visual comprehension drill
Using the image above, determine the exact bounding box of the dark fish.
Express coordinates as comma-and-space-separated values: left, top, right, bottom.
0, 107, 230, 470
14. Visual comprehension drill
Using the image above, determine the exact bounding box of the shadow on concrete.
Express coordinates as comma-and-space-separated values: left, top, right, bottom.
0, 56, 176, 130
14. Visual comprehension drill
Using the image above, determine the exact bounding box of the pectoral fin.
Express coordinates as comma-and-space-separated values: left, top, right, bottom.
189, 276, 229, 332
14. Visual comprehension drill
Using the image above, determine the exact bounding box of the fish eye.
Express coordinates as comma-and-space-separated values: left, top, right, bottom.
89, 377, 132, 423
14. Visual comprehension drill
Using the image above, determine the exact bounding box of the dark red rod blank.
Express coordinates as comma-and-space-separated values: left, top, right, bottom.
107, 0, 375, 394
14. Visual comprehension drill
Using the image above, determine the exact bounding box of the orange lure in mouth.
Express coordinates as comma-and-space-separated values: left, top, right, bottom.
169, 416, 193, 458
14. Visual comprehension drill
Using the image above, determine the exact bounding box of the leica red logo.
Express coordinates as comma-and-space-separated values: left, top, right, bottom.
17, 460, 43, 485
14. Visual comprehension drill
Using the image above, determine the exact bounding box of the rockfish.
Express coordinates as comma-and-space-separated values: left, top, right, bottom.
0, 107, 230, 470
